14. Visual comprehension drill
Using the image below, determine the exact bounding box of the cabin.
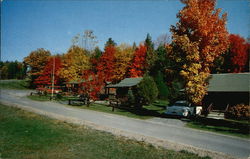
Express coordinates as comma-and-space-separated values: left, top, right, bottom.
203, 73, 249, 110
64, 80, 84, 95
106, 77, 143, 101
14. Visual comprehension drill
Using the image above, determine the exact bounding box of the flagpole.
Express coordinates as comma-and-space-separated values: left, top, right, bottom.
51, 56, 55, 100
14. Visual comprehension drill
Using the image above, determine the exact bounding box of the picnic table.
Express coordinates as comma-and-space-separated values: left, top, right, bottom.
68, 94, 90, 106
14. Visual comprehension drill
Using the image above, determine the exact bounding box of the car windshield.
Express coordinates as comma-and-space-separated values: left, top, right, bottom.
174, 102, 189, 106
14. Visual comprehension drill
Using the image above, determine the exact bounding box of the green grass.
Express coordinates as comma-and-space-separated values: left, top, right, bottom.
83, 103, 153, 119
186, 121, 250, 139
27, 95, 51, 101
0, 104, 211, 159
0, 80, 29, 90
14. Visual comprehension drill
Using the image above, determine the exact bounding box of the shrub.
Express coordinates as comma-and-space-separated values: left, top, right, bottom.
56, 93, 62, 99
225, 104, 250, 120
136, 75, 159, 105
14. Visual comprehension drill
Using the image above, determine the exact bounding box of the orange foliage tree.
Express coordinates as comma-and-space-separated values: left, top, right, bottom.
112, 44, 134, 82
129, 44, 147, 77
34, 56, 62, 87
24, 48, 51, 87
168, 0, 229, 105
60, 46, 90, 82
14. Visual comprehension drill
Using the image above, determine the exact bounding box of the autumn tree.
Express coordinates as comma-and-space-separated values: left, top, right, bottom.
96, 39, 116, 82
24, 48, 51, 87
168, 0, 229, 105
246, 43, 250, 72
222, 34, 249, 73
129, 44, 147, 77
35, 56, 62, 87
24, 48, 51, 75
80, 70, 105, 100
90, 47, 102, 73
112, 43, 134, 82
60, 46, 90, 82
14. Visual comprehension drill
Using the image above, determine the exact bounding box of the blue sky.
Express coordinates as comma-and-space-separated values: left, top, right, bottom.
1, 0, 249, 62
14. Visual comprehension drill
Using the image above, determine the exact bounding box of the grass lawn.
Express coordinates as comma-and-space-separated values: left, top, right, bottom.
186, 120, 250, 139
82, 103, 153, 119
0, 104, 210, 159
0, 80, 29, 90
27, 95, 52, 101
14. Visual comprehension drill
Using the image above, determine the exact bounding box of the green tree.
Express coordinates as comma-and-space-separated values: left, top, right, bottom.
93, 47, 102, 59
105, 38, 117, 47
154, 71, 169, 99
7, 61, 18, 79
144, 34, 157, 73
135, 75, 159, 107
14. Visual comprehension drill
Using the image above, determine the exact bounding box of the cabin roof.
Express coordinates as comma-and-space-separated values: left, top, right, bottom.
106, 77, 143, 88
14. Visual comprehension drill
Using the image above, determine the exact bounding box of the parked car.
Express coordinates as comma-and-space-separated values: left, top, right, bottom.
165, 100, 202, 117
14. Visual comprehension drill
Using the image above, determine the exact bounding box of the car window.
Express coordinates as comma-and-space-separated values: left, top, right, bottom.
174, 101, 191, 107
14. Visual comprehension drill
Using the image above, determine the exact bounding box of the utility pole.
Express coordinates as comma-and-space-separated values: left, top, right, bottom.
51, 56, 55, 100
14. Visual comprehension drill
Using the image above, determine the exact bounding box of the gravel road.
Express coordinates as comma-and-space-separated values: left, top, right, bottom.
0, 89, 249, 159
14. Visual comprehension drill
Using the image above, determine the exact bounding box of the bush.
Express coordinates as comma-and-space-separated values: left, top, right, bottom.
56, 93, 62, 99
225, 104, 250, 120
136, 75, 159, 105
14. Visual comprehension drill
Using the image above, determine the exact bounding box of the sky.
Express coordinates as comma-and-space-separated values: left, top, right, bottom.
1, 0, 250, 62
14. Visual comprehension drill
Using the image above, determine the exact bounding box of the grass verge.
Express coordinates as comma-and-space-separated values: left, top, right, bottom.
0, 80, 29, 90
82, 103, 153, 119
0, 104, 210, 159
27, 95, 51, 101
186, 120, 250, 139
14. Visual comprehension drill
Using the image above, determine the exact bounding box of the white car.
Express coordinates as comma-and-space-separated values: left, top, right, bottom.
165, 100, 202, 117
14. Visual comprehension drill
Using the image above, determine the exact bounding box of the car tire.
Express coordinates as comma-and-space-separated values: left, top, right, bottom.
186, 111, 191, 119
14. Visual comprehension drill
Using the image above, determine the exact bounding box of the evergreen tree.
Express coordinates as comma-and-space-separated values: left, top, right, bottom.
144, 33, 157, 73
105, 38, 116, 48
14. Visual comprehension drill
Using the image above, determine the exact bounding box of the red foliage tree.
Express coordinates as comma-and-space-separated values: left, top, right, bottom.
245, 43, 250, 72
80, 70, 105, 100
129, 44, 147, 77
34, 56, 62, 87
225, 34, 249, 73
96, 45, 116, 82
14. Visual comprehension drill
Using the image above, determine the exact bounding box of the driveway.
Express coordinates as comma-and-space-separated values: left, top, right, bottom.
0, 89, 249, 159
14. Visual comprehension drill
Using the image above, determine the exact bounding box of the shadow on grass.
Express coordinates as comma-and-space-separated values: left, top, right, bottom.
113, 105, 169, 118
186, 117, 250, 137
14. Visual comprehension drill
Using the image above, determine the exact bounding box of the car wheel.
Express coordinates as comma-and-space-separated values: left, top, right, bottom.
186, 112, 191, 119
